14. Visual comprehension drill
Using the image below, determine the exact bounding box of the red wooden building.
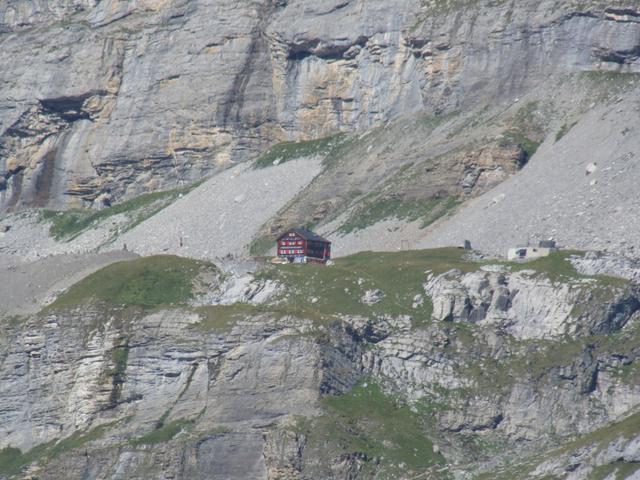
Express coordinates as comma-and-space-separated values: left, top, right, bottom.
277, 228, 331, 264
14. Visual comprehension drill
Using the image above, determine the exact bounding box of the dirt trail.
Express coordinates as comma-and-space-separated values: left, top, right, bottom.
0, 251, 137, 317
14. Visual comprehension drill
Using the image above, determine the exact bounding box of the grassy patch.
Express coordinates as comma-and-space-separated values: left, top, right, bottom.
258, 248, 481, 320
591, 461, 640, 480
508, 251, 627, 286
254, 134, 345, 169
129, 419, 194, 445
0, 422, 116, 477
582, 71, 638, 85
508, 250, 583, 281
48, 255, 217, 310
111, 346, 129, 376
249, 235, 276, 256
0, 447, 33, 478
0, 315, 25, 328
555, 121, 578, 142
194, 304, 260, 331
502, 337, 585, 386
109, 341, 130, 404
40, 181, 202, 241
195, 302, 335, 331
195, 252, 471, 331
499, 129, 541, 161
255, 249, 625, 327
498, 101, 545, 162
580, 71, 639, 103
562, 410, 640, 452
301, 382, 445, 476
339, 195, 459, 234
610, 361, 640, 385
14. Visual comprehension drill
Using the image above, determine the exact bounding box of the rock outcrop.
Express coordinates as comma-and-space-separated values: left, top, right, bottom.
1, 0, 639, 211
2, 259, 640, 478
572, 251, 640, 283
425, 267, 640, 339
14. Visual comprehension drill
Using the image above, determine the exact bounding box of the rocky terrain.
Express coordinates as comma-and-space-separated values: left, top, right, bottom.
1, 0, 639, 218
0, 251, 137, 317
417, 93, 640, 257
2, 0, 640, 479
1, 250, 640, 479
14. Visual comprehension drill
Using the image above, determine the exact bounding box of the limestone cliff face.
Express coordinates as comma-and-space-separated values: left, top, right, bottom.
0, 307, 361, 479
0, 0, 639, 211
2, 266, 639, 479
425, 268, 640, 339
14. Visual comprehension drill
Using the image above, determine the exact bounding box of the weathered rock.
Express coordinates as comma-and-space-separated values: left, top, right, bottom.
2, 0, 639, 211
572, 252, 640, 284
3, 262, 640, 478
424, 268, 640, 339
360, 289, 384, 306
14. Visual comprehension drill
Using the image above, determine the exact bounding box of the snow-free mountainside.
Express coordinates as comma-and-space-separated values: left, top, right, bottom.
1, 0, 640, 479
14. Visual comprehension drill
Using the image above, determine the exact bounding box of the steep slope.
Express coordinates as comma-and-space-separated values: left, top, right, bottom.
107, 158, 323, 259
1, 0, 639, 213
0, 157, 321, 262
316, 75, 640, 257
1, 250, 640, 479
418, 82, 640, 257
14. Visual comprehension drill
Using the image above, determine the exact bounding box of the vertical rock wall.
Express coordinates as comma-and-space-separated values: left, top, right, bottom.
0, 0, 639, 210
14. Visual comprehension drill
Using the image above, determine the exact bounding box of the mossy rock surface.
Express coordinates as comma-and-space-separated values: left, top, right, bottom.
299, 381, 446, 478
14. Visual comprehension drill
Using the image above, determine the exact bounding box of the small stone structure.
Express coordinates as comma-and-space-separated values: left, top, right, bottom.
507, 240, 557, 261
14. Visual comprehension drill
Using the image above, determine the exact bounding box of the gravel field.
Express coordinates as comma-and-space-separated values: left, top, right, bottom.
417, 96, 640, 257
326, 95, 640, 259
0, 211, 129, 262
320, 214, 425, 257
105, 158, 322, 261
0, 251, 137, 317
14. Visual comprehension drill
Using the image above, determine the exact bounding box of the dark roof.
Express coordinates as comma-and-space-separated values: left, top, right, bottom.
538, 239, 557, 248
277, 227, 331, 243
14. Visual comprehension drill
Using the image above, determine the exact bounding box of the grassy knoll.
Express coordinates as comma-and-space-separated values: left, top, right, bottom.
0, 422, 117, 477
257, 248, 627, 324
191, 248, 482, 331
48, 255, 216, 310
258, 248, 480, 321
